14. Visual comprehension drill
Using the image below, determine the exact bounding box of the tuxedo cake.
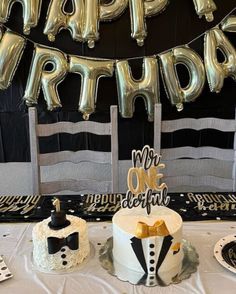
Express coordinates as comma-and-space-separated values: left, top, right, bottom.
112, 205, 183, 285
32, 203, 90, 271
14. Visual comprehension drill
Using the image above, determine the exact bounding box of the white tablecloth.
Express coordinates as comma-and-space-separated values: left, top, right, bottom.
0, 221, 236, 294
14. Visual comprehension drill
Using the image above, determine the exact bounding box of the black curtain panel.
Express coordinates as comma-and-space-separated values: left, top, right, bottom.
0, 0, 235, 162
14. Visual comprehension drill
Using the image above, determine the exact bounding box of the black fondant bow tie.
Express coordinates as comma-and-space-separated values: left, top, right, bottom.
47, 232, 79, 254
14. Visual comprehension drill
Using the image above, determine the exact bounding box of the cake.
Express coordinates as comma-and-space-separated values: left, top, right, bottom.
112, 205, 183, 286
32, 199, 90, 271
111, 145, 184, 286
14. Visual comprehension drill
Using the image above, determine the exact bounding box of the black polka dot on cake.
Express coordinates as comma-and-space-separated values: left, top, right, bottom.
62, 261, 67, 266
1, 267, 7, 270
5, 274, 12, 277
149, 244, 155, 249
150, 251, 155, 256
150, 260, 155, 264
149, 282, 154, 286
61, 248, 66, 252
150, 276, 154, 279
61, 254, 66, 259
149, 267, 155, 272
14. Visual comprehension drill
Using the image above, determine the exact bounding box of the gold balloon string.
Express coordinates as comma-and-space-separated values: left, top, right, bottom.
126, 6, 236, 60
153, 6, 236, 58
0, 23, 112, 63
187, 6, 236, 47
0, 23, 35, 46
0, 6, 236, 63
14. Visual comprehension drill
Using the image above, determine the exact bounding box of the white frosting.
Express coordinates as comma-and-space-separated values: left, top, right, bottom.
113, 205, 182, 235
112, 206, 183, 283
32, 215, 90, 271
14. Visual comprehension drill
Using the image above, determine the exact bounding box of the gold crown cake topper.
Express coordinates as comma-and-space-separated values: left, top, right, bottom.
122, 145, 170, 214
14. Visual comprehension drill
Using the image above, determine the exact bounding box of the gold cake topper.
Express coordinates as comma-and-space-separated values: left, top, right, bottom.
53, 198, 60, 212
127, 145, 167, 195
121, 145, 170, 215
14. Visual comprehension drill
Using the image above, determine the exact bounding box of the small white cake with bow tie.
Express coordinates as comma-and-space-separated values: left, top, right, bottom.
32, 199, 90, 271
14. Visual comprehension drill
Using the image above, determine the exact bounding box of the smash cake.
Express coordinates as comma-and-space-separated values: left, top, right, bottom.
111, 146, 184, 286
32, 198, 90, 271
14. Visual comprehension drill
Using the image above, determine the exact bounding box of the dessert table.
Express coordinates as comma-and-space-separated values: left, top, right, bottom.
0, 220, 236, 294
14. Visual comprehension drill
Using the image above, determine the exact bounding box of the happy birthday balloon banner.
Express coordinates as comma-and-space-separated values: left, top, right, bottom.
0, 0, 217, 48
0, 11, 236, 121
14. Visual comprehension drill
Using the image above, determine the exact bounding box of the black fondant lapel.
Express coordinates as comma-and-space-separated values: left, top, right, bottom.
137, 273, 166, 287
155, 273, 166, 286
156, 235, 173, 273
137, 273, 147, 285
130, 237, 148, 273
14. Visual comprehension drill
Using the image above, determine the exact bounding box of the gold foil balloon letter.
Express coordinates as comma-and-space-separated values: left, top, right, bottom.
159, 46, 205, 111
24, 45, 68, 110
82, 0, 99, 49
0, 0, 42, 34
69, 57, 114, 119
0, 29, 25, 90
193, 0, 217, 22
116, 57, 160, 121
83, 0, 128, 48
100, 0, 128, 20
222, 15, 236, 33
129, 0, 169, 46
204, 28, 236, 93
44, 0, 84, 42
44, 0, 128, 48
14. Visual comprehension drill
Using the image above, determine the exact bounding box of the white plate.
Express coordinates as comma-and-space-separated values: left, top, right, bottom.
214, 234, 236, 274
